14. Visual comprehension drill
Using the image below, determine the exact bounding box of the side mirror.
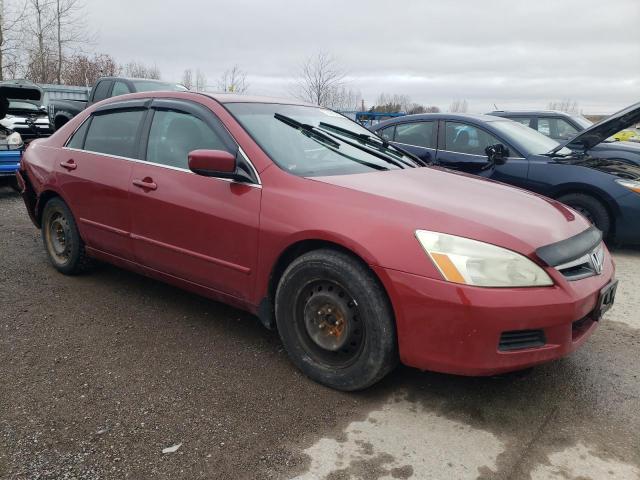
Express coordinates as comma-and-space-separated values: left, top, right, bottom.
485, 144, 509, 165
188, 149, 236, 178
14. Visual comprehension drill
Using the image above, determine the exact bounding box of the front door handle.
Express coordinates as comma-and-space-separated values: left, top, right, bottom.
60, 159, 77, 171
132, 178, 158, 191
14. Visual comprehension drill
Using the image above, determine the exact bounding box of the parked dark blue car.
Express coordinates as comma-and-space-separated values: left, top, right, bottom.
371, 103, 640, 244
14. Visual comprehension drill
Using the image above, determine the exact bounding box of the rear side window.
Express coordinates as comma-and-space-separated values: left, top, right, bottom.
444, 122, 501, 156
83, 110, 145, 158
146, 110, 229, 169
111, 81, 131, 97
66, 119, 90, 149
92, 80, 113, 102
394, 122, 436, 148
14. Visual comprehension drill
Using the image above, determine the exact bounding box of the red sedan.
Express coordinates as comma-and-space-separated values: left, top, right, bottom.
17, 92, 617, 390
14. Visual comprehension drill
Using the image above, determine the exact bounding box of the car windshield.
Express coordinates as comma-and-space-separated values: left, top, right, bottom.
572, 115, 593, 129
491, 120, 572, 155
131, 81, 188, 92
226, 103, 419, 176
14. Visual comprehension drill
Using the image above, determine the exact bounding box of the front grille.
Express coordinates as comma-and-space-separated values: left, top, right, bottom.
499, 329, 546, 351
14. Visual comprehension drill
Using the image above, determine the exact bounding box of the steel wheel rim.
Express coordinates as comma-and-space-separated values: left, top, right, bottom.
296, 280, 365, 367
46, 212, 71, 264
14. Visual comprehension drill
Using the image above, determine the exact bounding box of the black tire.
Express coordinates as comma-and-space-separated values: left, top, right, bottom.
41, 197, 95, 275
557, 193, 611, 237
275, 249, 398, 391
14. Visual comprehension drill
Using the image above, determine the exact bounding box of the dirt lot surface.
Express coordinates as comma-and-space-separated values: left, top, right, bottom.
1, 186, 639, 480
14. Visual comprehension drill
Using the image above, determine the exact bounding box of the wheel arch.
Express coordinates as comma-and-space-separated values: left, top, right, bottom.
257, 238, 393, 331
549, 183, 620, 232
35, 189, 67, 228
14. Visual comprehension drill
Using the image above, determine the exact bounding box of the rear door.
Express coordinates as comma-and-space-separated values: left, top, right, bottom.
388, 121, 437, 163
58, 101, 147, 259
128, 99, 261, 300
435, 120, 530, 186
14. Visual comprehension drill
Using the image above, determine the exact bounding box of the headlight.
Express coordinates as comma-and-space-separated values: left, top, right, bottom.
7, 132, 23, 149
615, 179, 640, 194
415, 230, 553, 287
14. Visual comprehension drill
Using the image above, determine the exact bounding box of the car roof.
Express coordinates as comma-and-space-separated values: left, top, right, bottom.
373, 112, 504, 129
202, 93, 316, 107
98, 77, 179, 84
489, 110, 577, 117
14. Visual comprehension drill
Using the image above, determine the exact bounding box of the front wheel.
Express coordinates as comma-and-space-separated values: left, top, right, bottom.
556, 193, 611, 238
275, 249, 398, 391
41, 197, 95, 275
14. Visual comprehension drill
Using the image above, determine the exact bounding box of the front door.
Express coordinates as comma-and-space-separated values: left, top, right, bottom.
128, 100, 261, 300
435, 120, 530, 187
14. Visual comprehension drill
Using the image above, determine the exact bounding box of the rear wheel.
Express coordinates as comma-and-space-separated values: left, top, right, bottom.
41, 197, 95, 274
557, 193, 611, 237
275, 249, 398, 391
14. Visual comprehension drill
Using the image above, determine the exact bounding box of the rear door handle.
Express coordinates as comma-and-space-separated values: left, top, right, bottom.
60, 159, 77, 171
132, 178, 158, 191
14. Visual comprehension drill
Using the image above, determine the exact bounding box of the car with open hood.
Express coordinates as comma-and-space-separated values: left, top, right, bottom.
17, 92, 617, 390
372, 103, 640, 245
487, 109, 640, 143
0, 80, 50, 188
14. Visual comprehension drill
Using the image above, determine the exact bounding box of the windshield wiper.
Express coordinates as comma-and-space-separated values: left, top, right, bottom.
274, 113, 340, 149
318, 121, 426, 167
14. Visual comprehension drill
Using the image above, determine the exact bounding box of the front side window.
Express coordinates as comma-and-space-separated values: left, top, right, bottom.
226, 103, 418, 177
83, 109, 145, 158
146, 110, 228, 169
111, 81, 131, 97
538, 118, 579, 140
511, 117, 533, 127
92, 80, 113, 103
444, 122, 501, 156
394, 122, 435, 148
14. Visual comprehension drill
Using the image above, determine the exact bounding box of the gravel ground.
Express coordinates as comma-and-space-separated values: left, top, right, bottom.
1, 186, 639, 480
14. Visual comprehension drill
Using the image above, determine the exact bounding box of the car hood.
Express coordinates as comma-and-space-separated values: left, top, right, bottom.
313, 167, 592, 255
0, 81, 44, 120
563, 102, 640, 152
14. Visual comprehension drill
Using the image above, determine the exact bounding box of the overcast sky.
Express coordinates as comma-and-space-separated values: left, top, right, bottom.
89, 0, 639, 114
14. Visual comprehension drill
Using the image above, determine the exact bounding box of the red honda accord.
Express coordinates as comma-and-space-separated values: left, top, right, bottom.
17, 92, 617, 390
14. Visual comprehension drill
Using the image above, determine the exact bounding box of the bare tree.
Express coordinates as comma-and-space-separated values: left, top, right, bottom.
294, 52, 345, 106
122, 61, 161, 79
195, 68, 206, 91
0, 0, 27, 80
62, 52, 118, 86
53, 0, 92, 84
449, 99, 468, 113
24, 0, 57, 83
547, 99, 579, 114
181, 68, 193, 90
325, 86, 361, 111
217, 64, 249, 94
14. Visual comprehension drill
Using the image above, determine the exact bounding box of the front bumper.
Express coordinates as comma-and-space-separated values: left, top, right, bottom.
374, 253, 615, 376
614, 191, 640, 245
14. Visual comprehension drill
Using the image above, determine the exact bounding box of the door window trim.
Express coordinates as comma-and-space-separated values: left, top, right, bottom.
62, 97, 262, 187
